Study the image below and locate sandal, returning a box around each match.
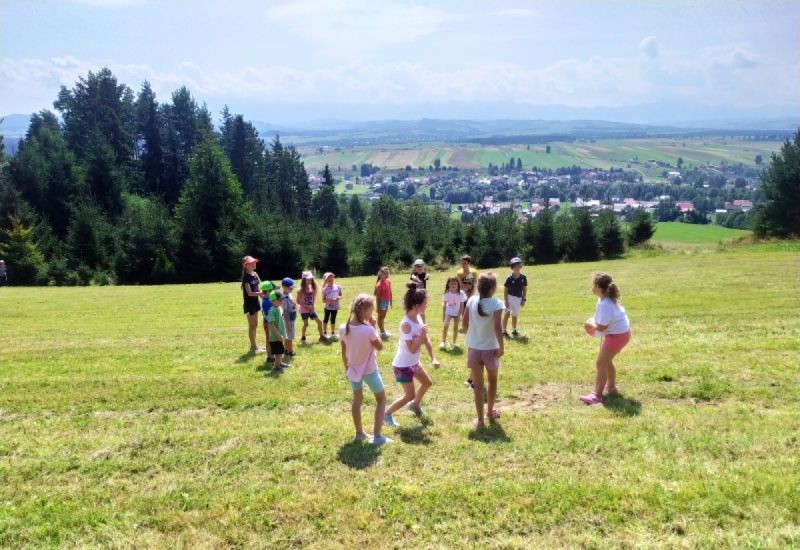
[488,409,501,420]
[579,392,602,405]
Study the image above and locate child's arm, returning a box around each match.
[504,286,509,308]
[422,325,440,368]
[461,302,470,333]
[522,282,527,306]
[340,339,348,372]
[368,316,383,351]
[493,310,504,357]
[442,298,447,322]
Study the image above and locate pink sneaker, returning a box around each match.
[580,392,602,405]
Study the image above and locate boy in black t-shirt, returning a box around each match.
[503,257,527,338]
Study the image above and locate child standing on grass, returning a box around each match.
[456,254,478,298]
[281,277,297,357]
[462,273,505,428]
[384,283,440,428]
[266,291,290,372]
[502,257,528,338]
[261,281,276,362]
[339,294,392,445]
[322,272,343,340]
[297,271,325,343]
[580,273,631,405]
[410,258,430,289]
[441,276,467,350]
[241,256,265,353]
[374,266,392,339]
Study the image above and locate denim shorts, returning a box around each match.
[301,311,319,321]
[378,300,390,311]
[350,370,385,393]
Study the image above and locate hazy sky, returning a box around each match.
[2,0,799,123]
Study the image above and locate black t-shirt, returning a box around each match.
[504,273,527,298]
[242,272,260,305]
[410,271,429,289]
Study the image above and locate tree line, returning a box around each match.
[7,67,754,287]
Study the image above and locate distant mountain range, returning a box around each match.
[3,111,798,154]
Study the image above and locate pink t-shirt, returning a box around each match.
[375,279,392,301]
[339,322,380,382]
[297,287,316,314]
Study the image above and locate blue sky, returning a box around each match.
[2,0,799,124]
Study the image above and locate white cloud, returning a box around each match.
[72,0,144,6]
[264,0,448,59]
[2,45,797,118]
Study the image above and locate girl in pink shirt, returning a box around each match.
[374,266,392,339]
[339,294,391,445]
[297,271,325,343]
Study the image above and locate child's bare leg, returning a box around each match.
[248,315,258,348]
[302,319,308,340]
[593,348,616,396]
[607,359,617,389]
[442,318,450,344]
[373,390,386,436]
[412,368,432,408]
[511,315,518,330]
[452,318,460,345]
[502,310,510,331]
[470,366,485,423]
[486,368,498,416]
[378,310,386,333]
[352,389,364,435]
[274,353,283,368]
[315,317,324,338]
[385,382,415,416]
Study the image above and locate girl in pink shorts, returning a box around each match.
[580,272,632,405]
[462,272,505,428]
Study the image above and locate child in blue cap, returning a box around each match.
[281,277,297,357]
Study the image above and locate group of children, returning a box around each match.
[242,253,632,444]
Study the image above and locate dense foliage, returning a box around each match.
[0,69,654,285]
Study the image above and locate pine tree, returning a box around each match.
[312,165,339,228]
[135,81,164,196]
[0,215,45,285]
[627,209,655,246]
[571,208,599,262]
[753,130,800,237]
[595,209,625,259]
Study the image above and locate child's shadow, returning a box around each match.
[398,416,434,445]
[444,347,464,356]
[468,421,512,443]
[512,335,530,345]
[602,393,642,417]
[263,366,284,378]
[337,442,381,469]
[235,352,258,364]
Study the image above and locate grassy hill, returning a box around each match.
[652,222,750,245]
[1,244,798,548]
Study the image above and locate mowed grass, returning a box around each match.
[1,245,799,549]
[653,222,750,246]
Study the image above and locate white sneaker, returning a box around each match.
[370,434,393,445]
[439,342,447,350]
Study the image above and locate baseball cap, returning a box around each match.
[510,257,522,266]
[260,281,274,292]
[413,258,425,266]
[269,290,283,301]
[281,277,294,288]
[242,255,259,267]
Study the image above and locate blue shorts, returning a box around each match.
[378,300,390,311]
[349,371,385,393]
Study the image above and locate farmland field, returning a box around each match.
[299,138,783,182]
[1,244,798,548]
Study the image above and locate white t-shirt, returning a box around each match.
[443,290,468,317]
[464,296,505,350]
[594,298,630,335]
[339,323,380,382]
[392,314,423,367]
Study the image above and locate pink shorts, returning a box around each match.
[467,348,500,371]
[601,330,631,353]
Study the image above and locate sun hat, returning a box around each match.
[510,257,522,266]
[242,255,259,267]
[281,277,294,288]
[301,270,314,280]
[260,281,274,293]
[322,272,335,281]
[413,259,425,266]
[269,290,283,301]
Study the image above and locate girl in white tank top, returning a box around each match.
[383,283,441,428]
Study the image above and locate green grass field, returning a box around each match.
[301,139,782,182]
[652,222,750,245]
[1,244,798,548]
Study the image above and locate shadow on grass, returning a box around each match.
[235,352,258,364]
[602,393,642,417]
[512,335,529,345]
[397,416,434,445]
[444,346,464,356]
[468,421,511,443]
[263,366,285,378]
[337,442,381,469]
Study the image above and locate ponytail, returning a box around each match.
[403,282,427,311]
[475,273,497,316]
[593,272,620,303]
